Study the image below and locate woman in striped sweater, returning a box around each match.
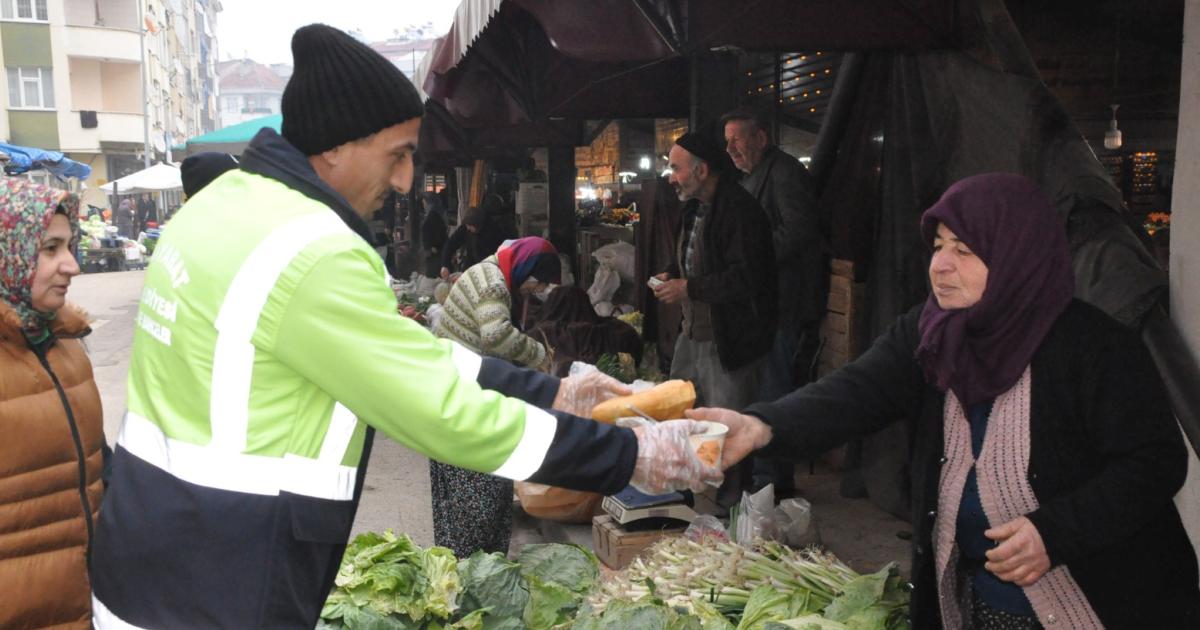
[431,236,563,556]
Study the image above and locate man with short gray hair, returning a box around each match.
[724,110,825,495]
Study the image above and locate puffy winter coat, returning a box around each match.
[0,302,104,629]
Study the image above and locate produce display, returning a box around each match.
[590,379,697,423]
[591,538,910,630]
[319,532,909,630]
[594,353,637,384]
[397,292,433,327]
[319,532,600,630]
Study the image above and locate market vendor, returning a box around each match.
[690,173,1199,628]
[653,131,778,511]
[89,24,725,629]
[430,236,560,557]
[440,194,514,278]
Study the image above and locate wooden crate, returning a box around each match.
[815,259,868,471]
[817,259,867,378]
[591,515,685,569]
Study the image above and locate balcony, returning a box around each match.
[63,25,141,63]
[59,111,144,153]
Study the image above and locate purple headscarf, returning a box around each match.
[915,173,1074,406]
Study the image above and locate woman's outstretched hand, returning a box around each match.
[683,407,773,470]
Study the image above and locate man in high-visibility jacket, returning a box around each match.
[91,24,724,628]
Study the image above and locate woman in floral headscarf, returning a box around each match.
[0,177,105,629]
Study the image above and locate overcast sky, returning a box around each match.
[217,0,461,65]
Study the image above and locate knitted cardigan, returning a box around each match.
[433,256,547,368]
[935,368,1101,629]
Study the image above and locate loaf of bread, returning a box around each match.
[590,380,696,424]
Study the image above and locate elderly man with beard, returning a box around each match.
[652,131,778,509]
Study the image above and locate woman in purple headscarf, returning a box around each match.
[690,173,1197,628]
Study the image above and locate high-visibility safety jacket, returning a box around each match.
[90,130,637,629]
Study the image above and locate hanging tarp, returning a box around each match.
[421,0,967,129]
[0,142,92,180]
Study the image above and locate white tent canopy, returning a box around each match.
[100,162,182,194]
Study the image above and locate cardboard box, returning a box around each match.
[591,514,685,569]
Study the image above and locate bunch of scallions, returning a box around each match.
[589,537,911,630]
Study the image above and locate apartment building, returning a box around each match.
[216,57,286,129]
[0,0,219,208]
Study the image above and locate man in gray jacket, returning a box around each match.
[723,110,826,495]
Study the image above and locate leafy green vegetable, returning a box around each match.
[735,586,810,630]
[456,552,529,630]
[321,530,462,628]
[422,546,462,618]
[523,575,580,629]
[765,616,848,630]
[573,597,699,630]
[823,565,892,622]
[517,543,599,595]
[690,598,737,630]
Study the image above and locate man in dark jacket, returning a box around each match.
[653,131,777,508]
[421,192,448,278]
[440,204,513,278]
[724,109,826,494]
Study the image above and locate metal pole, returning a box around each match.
[137,0,151,168]
[165,91,173,163]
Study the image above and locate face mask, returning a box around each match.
[533,283,557,301]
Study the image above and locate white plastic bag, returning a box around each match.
[592,241,636,282]
[776,497,821,548]
[587,263,620,305]
[734,484,779,544]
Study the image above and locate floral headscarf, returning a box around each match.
[0,177,81,332]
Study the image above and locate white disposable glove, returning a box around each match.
[629,419,724,494]
[553,370,631,417]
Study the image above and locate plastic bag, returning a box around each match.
[515,481,603,524]
[776,497,821,548]
[558,253,575,287]
[425,304,445,331]
[592,241,636,282]
[587,263,621,305]
[684,514,730,543]
[733,484,779,544]
[416,275,441,297]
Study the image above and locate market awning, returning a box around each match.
[0,142,92,180]
[100,163,182,193]
[421,0,967,129]
[181,114,282,156]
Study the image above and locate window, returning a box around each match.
[0,0,49,22]
[223,97,238,113]
[6,67,55,109]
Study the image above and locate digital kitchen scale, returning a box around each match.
[601,486,698,527]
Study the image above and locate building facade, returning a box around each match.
[0,0,220,208]
[216,58,286,129]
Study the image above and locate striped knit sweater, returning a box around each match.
[434,256,547,368]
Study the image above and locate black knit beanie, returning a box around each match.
[181,152,238,198]
[282,24,425,156]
